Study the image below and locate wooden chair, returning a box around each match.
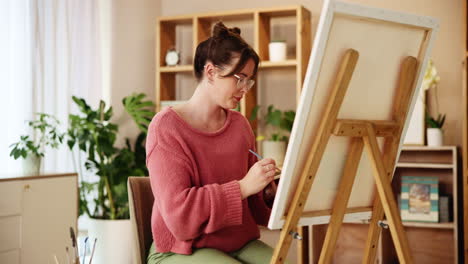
[128,177,154,264]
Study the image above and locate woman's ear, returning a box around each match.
[204,63,216,84]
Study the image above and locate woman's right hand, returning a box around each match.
[239,158,277,199]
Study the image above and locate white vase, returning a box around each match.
[262,140,286,167]
[426,128,443,146]
[87,218,133,264]
[268,42,287,62]
[22,155,41,175]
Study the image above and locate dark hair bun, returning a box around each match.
[193,21,258,82]
[213,21,241,39]
[229,27,241,35]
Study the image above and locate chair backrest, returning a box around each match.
[128,177,154,264]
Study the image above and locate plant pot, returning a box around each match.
[426,128,443,146]
[268,42,287,62]
[262,140,286,167]
[87,218,133,264]
[22,155,41,175]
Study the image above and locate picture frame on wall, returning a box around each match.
[400,176,439,222]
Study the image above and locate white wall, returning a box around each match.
[109,0,160,146]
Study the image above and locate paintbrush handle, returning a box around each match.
[88,239,97,264]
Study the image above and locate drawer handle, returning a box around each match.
[24,184,30,190]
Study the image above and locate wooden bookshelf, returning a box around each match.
[312,146,461,263]
[387,146,460,263]
[155,6,312,135]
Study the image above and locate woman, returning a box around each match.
[145,21,280,264]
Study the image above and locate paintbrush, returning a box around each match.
[53,254,59,264]
[248,149,279,192]
[88,238,97,264]
[66,246,71,264]
[248,149,282,175]
[69,227,79,264]
[82,237,88,264]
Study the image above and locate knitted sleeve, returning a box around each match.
[147,143,243,241]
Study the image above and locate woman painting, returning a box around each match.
[145,21,280,264]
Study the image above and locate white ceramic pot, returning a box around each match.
[426,128,443,146]
[262,140,286,167]
[22,155,41,175]
[87,218,133,264]
[268,42,287,62]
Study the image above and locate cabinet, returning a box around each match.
[155,6,312,133]
[312,147,461,263]
[0,173,78,264]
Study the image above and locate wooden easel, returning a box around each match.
[270,49,418,264]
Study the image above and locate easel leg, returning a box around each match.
[363,124,413,263]
[319,138,364,263]
[297,226,310,264]
[362,138,398,264]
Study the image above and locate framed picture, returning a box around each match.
[400,176,439,222]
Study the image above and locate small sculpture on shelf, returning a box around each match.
[268,39,287,62]
[165,47,180,66]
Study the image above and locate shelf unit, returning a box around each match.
[155,6,312,133]
[311,146,461,263]
[385,146,461,263]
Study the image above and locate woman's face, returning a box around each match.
[208,58,256,110]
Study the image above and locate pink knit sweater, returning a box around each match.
[145,106,271,255]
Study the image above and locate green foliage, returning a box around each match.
[250,105,295,142]
[9,113,64,159]
[425,112,446,129]
[68,93,155,220]
[123,93,155,133]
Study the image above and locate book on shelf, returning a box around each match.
[439,195,451,223]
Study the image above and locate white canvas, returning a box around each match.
[268,0,439,230]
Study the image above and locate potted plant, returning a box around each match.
[250,105,295,166]
[67,93,154,264]
[9,113,64,175]
[426,113,445,146]
[269,39,287,62]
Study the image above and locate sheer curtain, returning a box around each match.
[1,0,106,175]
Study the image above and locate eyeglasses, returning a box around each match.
[205,64,255,92]
[232,74,255,92]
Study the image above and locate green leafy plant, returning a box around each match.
[426,112,446,129]
[67,93,155,220]
[9,113,64,159]
[250,105,295,142]
[123,93,155,133]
